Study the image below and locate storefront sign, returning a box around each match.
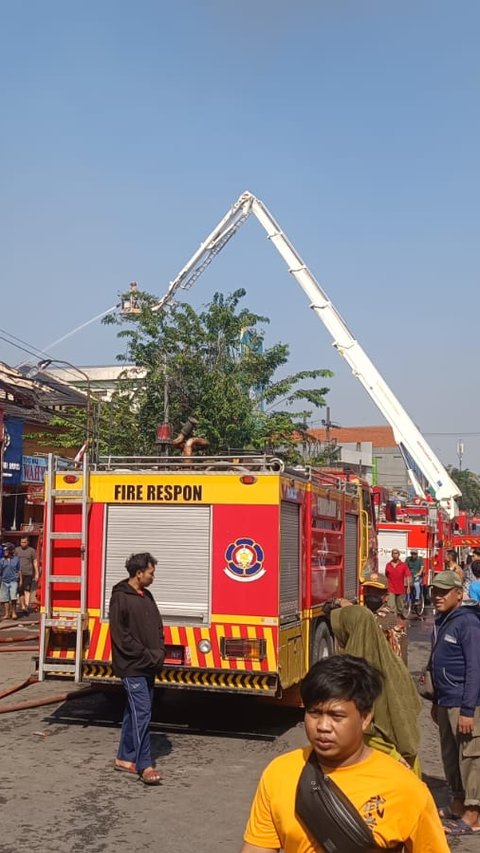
[25,484,45,505]
[22,455,48,484]
[2,416,23,484]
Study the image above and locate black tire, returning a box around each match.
[310,621,334,667]
[414,595,425,617]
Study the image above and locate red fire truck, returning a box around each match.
[373,489,453,581]
[37,189,463,691]
[38,453,376,694]
[445,511,480,556]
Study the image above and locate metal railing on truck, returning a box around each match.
[92,455,359,494]
[94,453,285,472]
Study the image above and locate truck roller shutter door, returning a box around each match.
[344,513,359,599]
[103,505,211,624]
[280,501,300,621]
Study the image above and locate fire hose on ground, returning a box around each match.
[0,682,102,714]
[0,624,102,713]
[0,675,38,701]
[0,634,39,645]
[0,629,39,653]
[0,619,39,631]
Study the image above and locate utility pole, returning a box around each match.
[321,406,341,462]
[457,439,464,472]
[322,406,340,443]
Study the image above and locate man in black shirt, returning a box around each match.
[109,552,165,785]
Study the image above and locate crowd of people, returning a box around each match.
[0,536,39,620]
[106,545,480,849]
[3,537,478,847]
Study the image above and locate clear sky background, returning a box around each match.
[1,2,479,471]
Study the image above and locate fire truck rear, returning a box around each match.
[373,489,452,581]
[38,453,375,696]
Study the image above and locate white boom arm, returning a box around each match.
[146,191,460,514]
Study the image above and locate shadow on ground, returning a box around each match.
[44,685,303,742]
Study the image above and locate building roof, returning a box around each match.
[44,364,145,382]
[0,361,88,424]
[307,425,397,448]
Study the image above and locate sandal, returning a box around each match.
[114,760,137,774]
[139,767,161,786]
[438,807,461,820]
[443,818,480,836]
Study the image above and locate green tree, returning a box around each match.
[447,466,480,514]
[102,287,333,457]
[26,386,142,458]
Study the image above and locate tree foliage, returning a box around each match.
[99,287,333,458]
[447,467,480,514]
[24,397,139,458]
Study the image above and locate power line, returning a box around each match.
[0,303,118,370]
[0,333,45,362]
[0,327,49,360]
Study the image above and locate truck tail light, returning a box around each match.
[164,645,184,664]
[220,637,266,660]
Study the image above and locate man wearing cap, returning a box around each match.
[430,570,480,835]
[363,574,407,662]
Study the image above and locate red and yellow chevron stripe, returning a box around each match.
[45,615,278,675]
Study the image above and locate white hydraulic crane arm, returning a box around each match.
[148,191,460,514]
[151,193,253,313]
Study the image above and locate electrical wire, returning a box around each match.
[0,328,50,362]
[0,333,47,363]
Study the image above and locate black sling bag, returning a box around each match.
[295,752,402,853]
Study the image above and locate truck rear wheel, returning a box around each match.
[310,621,334,667]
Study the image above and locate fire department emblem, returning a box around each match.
[224,537,265,583]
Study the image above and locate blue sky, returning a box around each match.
[1,1,479,471]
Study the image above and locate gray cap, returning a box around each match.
[432,570,463,590]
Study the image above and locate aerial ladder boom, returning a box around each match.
[135,191,460,515]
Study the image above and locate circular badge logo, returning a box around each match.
[224,537,265,583]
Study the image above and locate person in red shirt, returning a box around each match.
[385,549,411,626]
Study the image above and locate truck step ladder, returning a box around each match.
[38,453,90,682]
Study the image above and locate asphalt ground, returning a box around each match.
[0,611,477,852]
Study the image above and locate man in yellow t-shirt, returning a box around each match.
[241,655,448,853]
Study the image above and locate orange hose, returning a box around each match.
[0,675,37,700]
[0,685,101,714]
[0,634,39,644]
[0,645,39,652]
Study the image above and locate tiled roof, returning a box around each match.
[307,425,397,448]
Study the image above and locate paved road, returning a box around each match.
[0,613,476,852]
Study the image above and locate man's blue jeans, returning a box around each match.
[117,675,154,773]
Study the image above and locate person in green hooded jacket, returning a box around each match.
[329,603,422,774]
